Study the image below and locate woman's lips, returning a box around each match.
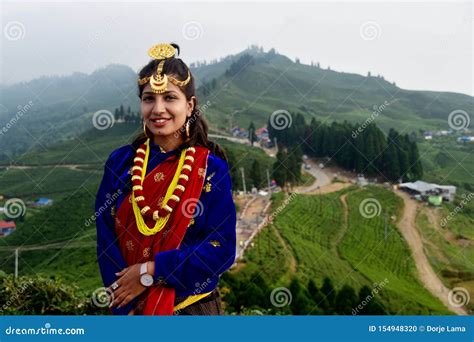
[150,118,171,127]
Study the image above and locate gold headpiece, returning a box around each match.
[138,43,191,94]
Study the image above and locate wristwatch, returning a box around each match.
[139,262,154,287]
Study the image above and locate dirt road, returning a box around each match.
[394,190,467,315]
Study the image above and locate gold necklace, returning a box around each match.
[131,139,196,236]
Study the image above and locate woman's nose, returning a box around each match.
[152,97,166,114]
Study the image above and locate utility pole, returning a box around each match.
[318,186,322,212]
[240,167,246,194]
[14,248,19,280]
[266,169,271,192]
[384,211,388,242]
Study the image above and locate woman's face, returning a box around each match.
[141,80,195,146]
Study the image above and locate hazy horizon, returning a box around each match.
[1,1,472,96]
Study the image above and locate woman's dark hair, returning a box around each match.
[132,43,227,161]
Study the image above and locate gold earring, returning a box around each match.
[185,120,190,139]
[143,121,149,138]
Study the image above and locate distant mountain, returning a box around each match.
[0,64,138,162]
[192,46,473,133]
[1,47,472,162]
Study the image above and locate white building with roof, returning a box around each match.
[399,180,456,202]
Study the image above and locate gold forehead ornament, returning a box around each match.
[138,43,191,94]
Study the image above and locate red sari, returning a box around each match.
[114,146,209,315]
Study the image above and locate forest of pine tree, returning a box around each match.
[268,113,423,183]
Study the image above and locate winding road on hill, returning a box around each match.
[394,190,467,315]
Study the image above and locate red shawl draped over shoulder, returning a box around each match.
[114,146,209,315]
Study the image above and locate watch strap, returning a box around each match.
[140,262,148,276]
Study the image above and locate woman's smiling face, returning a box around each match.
[141,80,195,150]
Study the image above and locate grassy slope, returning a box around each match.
[233,186,451,314]
[199,53,472,135]
[419,137,474,190]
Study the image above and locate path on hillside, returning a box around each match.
[336,193,350,252]
[272,224,297,274]
[394,190,467,315]
[235,194,271,261]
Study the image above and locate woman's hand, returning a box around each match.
[109,263,147,309]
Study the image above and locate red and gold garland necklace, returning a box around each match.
[131,139,196,236]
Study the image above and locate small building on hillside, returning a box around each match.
[399,180,456,202]
[357,174,368,186]
[255,127,269,140]
[457,136,474,143]
[35,198,53,207]
[0,220,16,237]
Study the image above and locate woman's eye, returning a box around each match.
[165,96,176,101]
[142,97,153,102]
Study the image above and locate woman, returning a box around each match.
[95,43,236,315]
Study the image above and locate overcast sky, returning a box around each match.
[1,0,472,96]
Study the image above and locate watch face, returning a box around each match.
[140,274,154,287]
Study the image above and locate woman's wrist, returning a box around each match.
[146,261,155,276]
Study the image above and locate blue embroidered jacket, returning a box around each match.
[95,140,236,315]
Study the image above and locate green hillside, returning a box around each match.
[1,47,472,162]
[0,46,472,315]
[197,47,473,134]
[225,186,452,314]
